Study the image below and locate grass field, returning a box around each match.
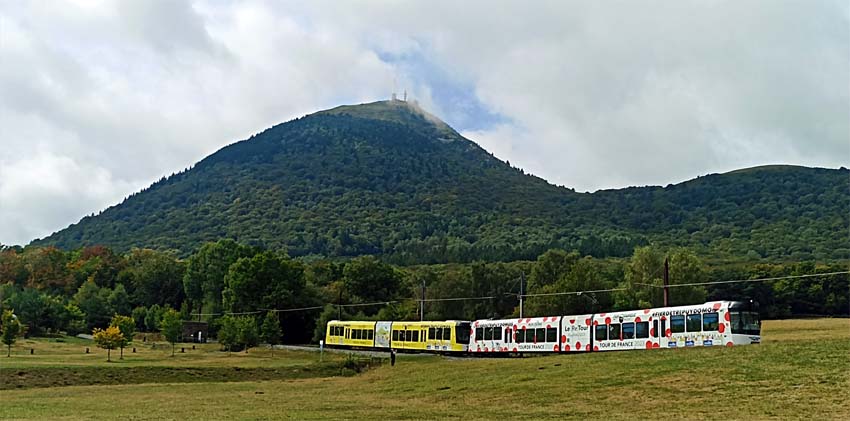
[1,318,848,420]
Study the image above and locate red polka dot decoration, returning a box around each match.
[605,317,611,325]
[635,316,642,323]
[726,342,733,347]
[585,344,590,351]
[724,312,730,322]
[713,303,722,310]
[553,345,559,352]
[585,318,591,326]
[564,344,571,351]
[561,335,567,343]
[593,346,599,351]
[575,341,581,349]
[665,329,671,337]
[718,324,725,333]
[569,319,575,325]
[645,340,652,349]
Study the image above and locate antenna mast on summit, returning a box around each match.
[391,77,397,101]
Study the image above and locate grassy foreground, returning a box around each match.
[1,319,848,420]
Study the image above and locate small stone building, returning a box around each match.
[182,321,209,343]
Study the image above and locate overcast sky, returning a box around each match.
[1,0,848,246]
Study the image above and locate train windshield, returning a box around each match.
[730,311,760,336]
[455,322,471,344]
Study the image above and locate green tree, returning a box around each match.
[236,316,259,353]
[107,284,131,316]
[342,256,401,305]
[183,240,255,316]
[260,312,282,356]
[144,304,162,332]
[92,325,124,362]
[110,314,135,360]
[73,280,112,330]
[119,249,185,308]
[217,315,238,353]
[63,303,86,335]
[159,308,182,356]
[528,249,580,291]
[1,310,22,357]
[131,306,148,331]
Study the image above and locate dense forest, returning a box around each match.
[30,101,849,264]
[1,242,846,344]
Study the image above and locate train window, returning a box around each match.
[392,330,398,341]
[515,330,524,343]
[730,311,760,335]
[608,323,621,340]
[494,327,502,341]
[345,328,350,339]
[703,313,719,331]
[622,323,635,339]
[475,327,484,341]
[484,327,493,341]
[671,315,685,333]
[412,331,419,342]
[636,322,649,339]
[455,324,470,344]
[429,328,435,340]
[652,320,659,338]
[686,314,702,332]
[436,328,443,340]
[353,330,359,340]
[546,328,556,343]
[536,328,545,343]
[445,327,452,340]
[595,325,608,340]
[368,330,374,340]
[405,330,413,342]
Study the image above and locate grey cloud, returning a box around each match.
[0,0,846,245]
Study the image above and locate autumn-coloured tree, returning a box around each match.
[92,325,124,362]
[109,314,135,359]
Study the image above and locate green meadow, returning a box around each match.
[1,318,848,420]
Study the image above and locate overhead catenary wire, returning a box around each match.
[634,271,849,289]
[190,271,848,318]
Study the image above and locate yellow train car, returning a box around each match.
[390,321,470,352]
[326,320,376,348]
[325,320,471,353]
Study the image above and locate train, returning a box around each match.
[325,300,761,354]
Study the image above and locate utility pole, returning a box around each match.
[663,257,670,307]
[337,289,342,320]
[519,271,525,318]
[420,278,426,321]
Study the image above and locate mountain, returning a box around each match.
[32,100,849,263]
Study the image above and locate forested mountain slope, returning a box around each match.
[33,100,849,263]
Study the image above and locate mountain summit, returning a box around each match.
[33,101,849,263]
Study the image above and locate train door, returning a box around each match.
[654,316,669,348]
[375,322,391,349]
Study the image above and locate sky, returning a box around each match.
[1,0,848,246]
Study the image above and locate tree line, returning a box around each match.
[1,241,847,349]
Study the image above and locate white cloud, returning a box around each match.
[0,0,847,245]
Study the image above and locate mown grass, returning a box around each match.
[1,319,848,420]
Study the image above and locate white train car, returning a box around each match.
[470,316,564,353]
[589,301,760,351]
[469,300,760,354]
